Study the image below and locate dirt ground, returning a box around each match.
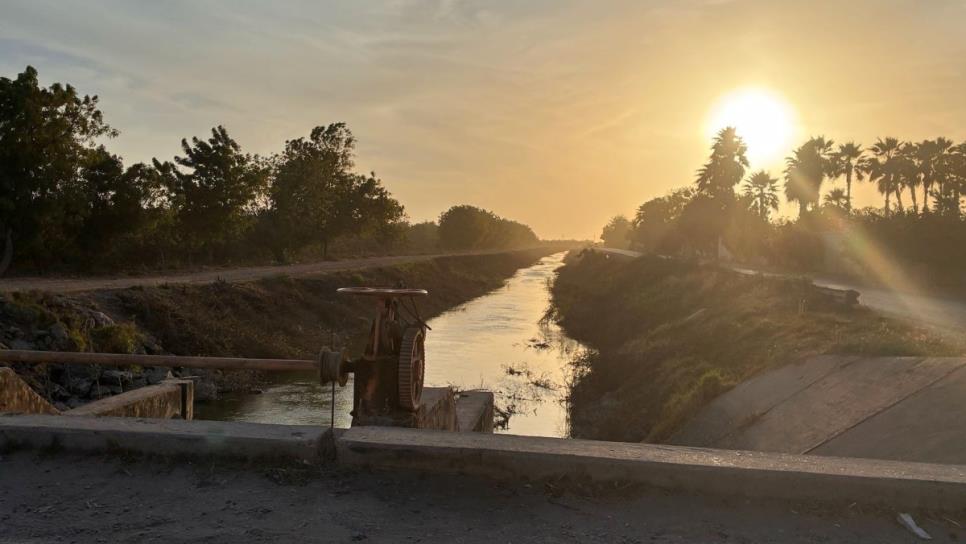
[0,248,548,294]
[1,452,962,543]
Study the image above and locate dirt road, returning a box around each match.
[0,249,546,294]
[0,451,952,543]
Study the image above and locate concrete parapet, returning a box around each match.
[0,414,326,462]
[336,427,966,511]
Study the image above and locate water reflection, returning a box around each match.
[195,252,583,437]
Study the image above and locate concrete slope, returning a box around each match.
[671,356,966,464]
[812,365,966,464]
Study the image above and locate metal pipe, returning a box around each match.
[0,350,317,372]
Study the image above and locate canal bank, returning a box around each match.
[1,247,562,411]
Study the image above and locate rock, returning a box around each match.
[88,311,114,327]
[66,396,85,409]
[7,326,24,339]
[53,401,68,412]
[101,369,134,385]
[144,367,172,385]
[9,339,35,350]
[68,376,94,396]
[142,337,163,355]
[49,382,70,401]
[49,323,70,343]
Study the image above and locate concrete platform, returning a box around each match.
[0,414,326,462]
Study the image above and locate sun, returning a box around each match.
[705,88,798,167]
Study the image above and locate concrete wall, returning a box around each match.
[66,379,194,420]
[0,367,59,415]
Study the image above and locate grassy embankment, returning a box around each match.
[1,247,558,406]
[550,250,963,443]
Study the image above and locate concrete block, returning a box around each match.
[336,426,966,510]
[456,390,494,432]
[0,414,326,463]
[352,386,457,431]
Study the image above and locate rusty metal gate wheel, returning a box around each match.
[397,327,425,411]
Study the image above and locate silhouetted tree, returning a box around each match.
[862,138,903,216]
[823,188,849,211]
[830,142,864,213]
[695,127,748,200]
[629,188,694,253]
[437,205,537,250]
[742,170,780,220]
[600,215,631,248]
[784,137,834,217]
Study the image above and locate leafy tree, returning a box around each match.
[784,137,834,217]
[405,221,439,252]
[0,66,117,273]
[267,123,370,259]
[599,215,631,248]
[158,126,267,260]
[742,170,780,220]
[437,205,537,250]
[695,127,748,200]
[830,142,864,213]
[77,150,167,255]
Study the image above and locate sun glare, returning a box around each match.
[705,88,798,167]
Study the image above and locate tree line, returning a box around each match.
[601,127,966,291]
[0,66,538,275]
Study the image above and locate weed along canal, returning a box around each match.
[194,252,585,437]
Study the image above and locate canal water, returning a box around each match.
[195,252,585,437]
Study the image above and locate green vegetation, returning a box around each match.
[0,66,539,275]
[608,128,966,293]
[550,250,960,443]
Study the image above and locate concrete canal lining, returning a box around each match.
[2,414,966,510]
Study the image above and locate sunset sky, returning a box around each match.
[2,0,965,239]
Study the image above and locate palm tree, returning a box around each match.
[742,170,780,220]
[696,127,749,200]
[823,188,849,211]
[897,143,921,214]
[830,142,864,213]
[864,137,904,215]
[784,136,834,217]
[928,138,958,215]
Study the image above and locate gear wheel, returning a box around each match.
[397,326,425,411]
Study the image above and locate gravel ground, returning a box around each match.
[2,451,963,543]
